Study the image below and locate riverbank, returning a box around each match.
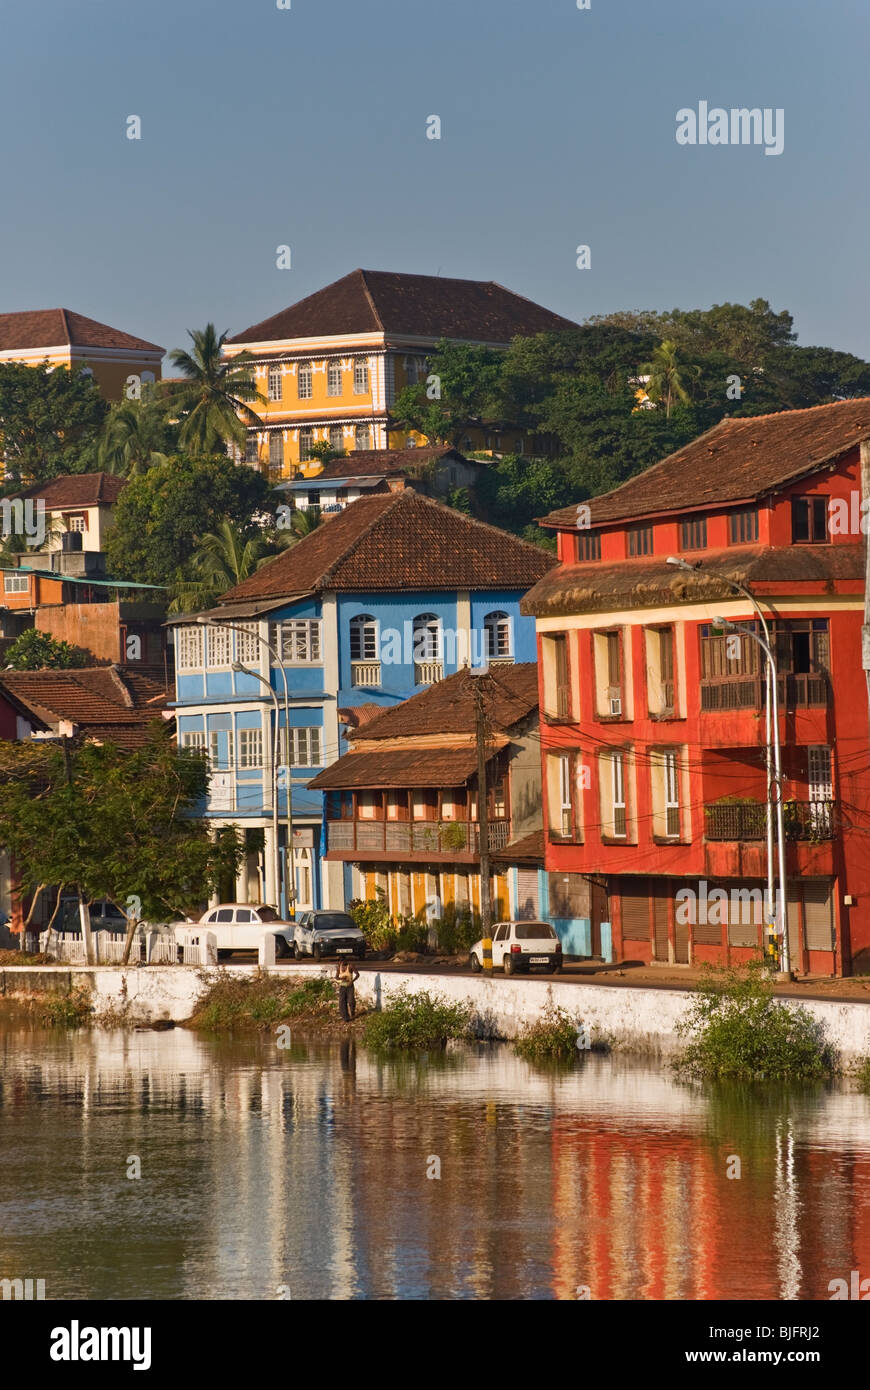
[3,961,870,1060]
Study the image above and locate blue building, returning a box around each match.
[169,489,555,914]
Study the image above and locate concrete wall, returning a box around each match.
[2,964,870,1061]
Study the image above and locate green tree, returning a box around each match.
[104,453,272,587]
[168,517,292,613]
[4,628,88,670]
[0,362,108,485]
[641,339,701,419]
[167,324,265,454]
[391,340,504,445]
[0,728,244,954]
[98,385,177,476]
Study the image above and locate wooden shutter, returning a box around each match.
[621,879,650,941]
[653,884,669,961]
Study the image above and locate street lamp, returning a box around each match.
[667,555,781,971]
[232,662,281,913]
[198,616,296,917]
[712,617,789,975]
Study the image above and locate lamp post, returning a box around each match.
[666,556,778,959]
[232,661,281,912]
[712,617,789,975]
[198,617,296,918]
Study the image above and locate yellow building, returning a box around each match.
[223,269,576,479]
[0,308,164,399]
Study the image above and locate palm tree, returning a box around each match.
[98,388,175,476]
[641,339,700,419]
[285,505,321,540]
[167,324,266,455]
[168,518,293,613]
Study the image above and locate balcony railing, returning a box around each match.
[704,799,837,842]
[700,673,829,712]
[415,660,444,686]
[351,660,381,687]
[326,819,510,855]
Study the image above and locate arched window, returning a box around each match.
[268,365,282,401]
[299,428,313,461]
[355,424,371,451]
[484,611,512,659]
[329,425,343,451]
[297,361,313,400]
[353,358,370,395]
[413,613,442,662]
[350,613,378,662]
[269,432,283,468]
[327,360,343,396]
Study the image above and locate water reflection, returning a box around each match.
[0,1025,869,1300]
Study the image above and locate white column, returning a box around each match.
[264,824,278,906]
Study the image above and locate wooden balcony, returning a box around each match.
[704,799,837,842]
[326,818,510,859]
[700,672,829,712]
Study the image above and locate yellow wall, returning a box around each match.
[0,348,162,402]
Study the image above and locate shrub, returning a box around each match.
[191,971,336,1031]
[41,987,92,1028]
[514,1005,584,1061]
[349,891,396,952]
[364,988,474,1050]
[852,1056,870,1094]
[676,962,835,1081]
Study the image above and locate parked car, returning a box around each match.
[469,921,562,975]
[58,898,129,933]
[172,903,296,959]
[292,910,366,961]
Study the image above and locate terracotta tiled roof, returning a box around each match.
[219,491,556,602]
[309,446,468,483]
[228,269,578,346]
[339,703,391,731]
[309,746,482,790]
[541,398,870,529]
[0,666,169,748]
[521,545,865,618]
[357,664,539,741]
[16,472,126,508]
[491,829,545,865]
[0,309,163,355]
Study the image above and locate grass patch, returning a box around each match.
[364,988,474,1051]
[190,972,337,1032]
[40,987,93,1028]
[0,950,55,965]
[676,962,835,1082]
[851,1056,870,1094]
[514,1005,586,1062]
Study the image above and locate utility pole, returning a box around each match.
[61,736,95,966]
[472,670,493,971]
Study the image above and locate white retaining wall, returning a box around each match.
[2,964,870,1060]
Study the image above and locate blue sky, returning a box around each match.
[2,0,867,359]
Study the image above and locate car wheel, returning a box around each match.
[357,948,366,961]
[274,935,290,960]
[470,953,482,973]
[292,941,301,960]
[504,954,515,976]
[313,943,323,961]
[551,962,562,975]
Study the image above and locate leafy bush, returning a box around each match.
[349,892,395,952]
[514,1005,584,1061]
[852,1056,870,1094]
[676,962,835,1081]
[364,988,474,1050]
[433,904,480,954]
[349,891,477,955]
[41,987,93,1028]
[191,971,336,1031]
[5,628,88,670]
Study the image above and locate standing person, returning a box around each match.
[335,959,360,1022]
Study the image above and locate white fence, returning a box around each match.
[38,930,182,964]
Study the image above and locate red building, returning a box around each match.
[522,399,870,976]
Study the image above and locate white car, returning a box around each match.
[172,903,296,958]
[469,920,563,975]
[292,910,366,961]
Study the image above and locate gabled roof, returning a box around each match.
[356,664,540,741]
[541,398,870,530]
[521,544,865,618]
[0,666,170,748]
[16,472,126,508]
[227,269,578,346]
[0,309,163,355]
[306,446,470,483]
[309,745,483,790]
[218,491,556,602]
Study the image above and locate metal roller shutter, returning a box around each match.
[621,879,651,941]
[803,880,834,952]
[516,869,539,920]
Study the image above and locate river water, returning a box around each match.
[1,1023,869,1301]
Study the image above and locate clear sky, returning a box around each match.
[2,0,867,360]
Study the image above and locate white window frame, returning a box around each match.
[267,365,282,402]
[3,573,29,594]
[284,726,323,767]
[269,432,283,468]
[559,754,572,837]
[235,623,260,665]
[68,515,87,533]
[663,749,680,838]
[176,625,203,671]
[276,619,322,664]
[413,613,442,661]
[209,730,234,770]
[207,625,231,669]
[328,425,343,451]
[238,728,264,769]
[355,424,371,451]
[353,358,370,395]
[299,428,314,461]
[611,752,627,837]
[181,731,206,753]
[350,613,378,661]
[244,434,259,464]
[327,361,343,396]
[297,361,313,400]
[484,610,512,659]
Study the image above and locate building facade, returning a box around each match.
[169,491,555,916]
[522,398,870,975]
[222,269,575,480]
[0,309,163,399]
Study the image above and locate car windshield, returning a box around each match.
[314,914,356,931]
[257,907,281,922]
[515,923,557,941]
